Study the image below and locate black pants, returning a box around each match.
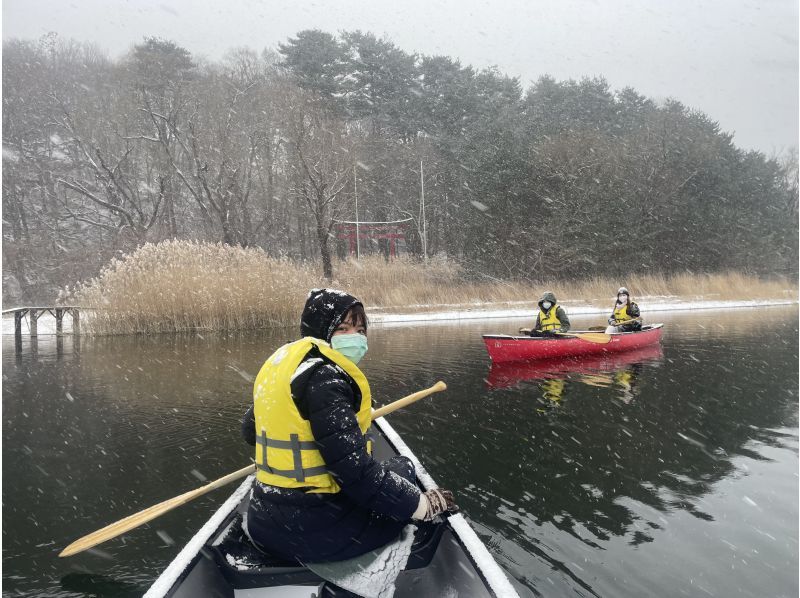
[246,456,415,563]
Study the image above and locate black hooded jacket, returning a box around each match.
[531,291,570,334]
[241,289,421,521]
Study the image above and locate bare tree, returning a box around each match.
[289,94,353,279]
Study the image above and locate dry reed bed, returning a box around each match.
[61,241,797,334]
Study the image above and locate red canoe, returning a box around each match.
[483,324,664,363]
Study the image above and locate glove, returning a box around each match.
[413,488,459,521]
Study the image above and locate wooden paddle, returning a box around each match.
[59,380,448,558]
[611,318,641,327]
[372,380,447,419]
[589,317,643,332]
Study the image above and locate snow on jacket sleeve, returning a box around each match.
[303,364,421,521]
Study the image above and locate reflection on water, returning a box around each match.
[59,572,143,598]
[2,306,798,598]
[487,343,664,407]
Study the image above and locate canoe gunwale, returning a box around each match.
[483,323,664,341]
[143,474,253,598]
[375,417,521,597]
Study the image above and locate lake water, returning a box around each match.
[3,306,797,597]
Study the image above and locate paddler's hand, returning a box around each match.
[413,488,459,521]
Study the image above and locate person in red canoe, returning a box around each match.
[530,291,570,337]
[606,287,642,332]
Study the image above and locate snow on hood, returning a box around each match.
[300,288,362,342]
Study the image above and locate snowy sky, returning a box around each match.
[3,0,797,155]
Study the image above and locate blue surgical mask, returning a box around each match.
[331,333,368,364]
[542,301,552,310]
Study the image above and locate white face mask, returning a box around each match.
[618,295,628,303]
[542,301,552,310]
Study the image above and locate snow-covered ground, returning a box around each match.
[368,298,797,325]
[2,298,796,335]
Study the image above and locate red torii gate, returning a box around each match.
[334,218,412,258]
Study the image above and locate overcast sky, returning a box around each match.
[3,0,797,154]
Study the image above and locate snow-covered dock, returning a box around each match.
[2,306,82,337]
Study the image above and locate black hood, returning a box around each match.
[300,288,362,342]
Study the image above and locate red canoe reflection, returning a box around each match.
[486,343,664,389]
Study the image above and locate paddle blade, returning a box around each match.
[574,332,611,344]
[59,464,256,557]
[59,489,197,557]
[556,332,611,344]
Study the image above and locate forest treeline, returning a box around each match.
[3,30,797,302]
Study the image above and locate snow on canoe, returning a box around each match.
[483,324,664,363]
[144,416,527,598]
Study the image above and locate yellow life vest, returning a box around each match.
[538,305,562,331]
[252,337,372,493]
[612,303,630,324]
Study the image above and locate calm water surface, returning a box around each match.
[3,307,798,597]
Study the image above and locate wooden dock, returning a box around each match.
[3,306,82,338]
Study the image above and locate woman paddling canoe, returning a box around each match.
[606,287,642,332]
[240,288,458,564]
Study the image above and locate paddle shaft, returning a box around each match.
[59,381,447,558]
[611,318,641,327]
[372,380,446,419]
[58,464,257,557]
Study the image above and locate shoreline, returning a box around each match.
[369,298,797,325]
[2,298,796,336]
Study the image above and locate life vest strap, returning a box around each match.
[256,435,318,451]
[257,430,328,483]
[255,461,329,480]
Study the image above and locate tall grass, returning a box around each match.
[61,241,318,334]
[61,241,797,334]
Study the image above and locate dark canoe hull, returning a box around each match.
[483,324,664,363]
[144,417,524,598]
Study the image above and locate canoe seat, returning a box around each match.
[209,512,446,589]
[210,513,321,588]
